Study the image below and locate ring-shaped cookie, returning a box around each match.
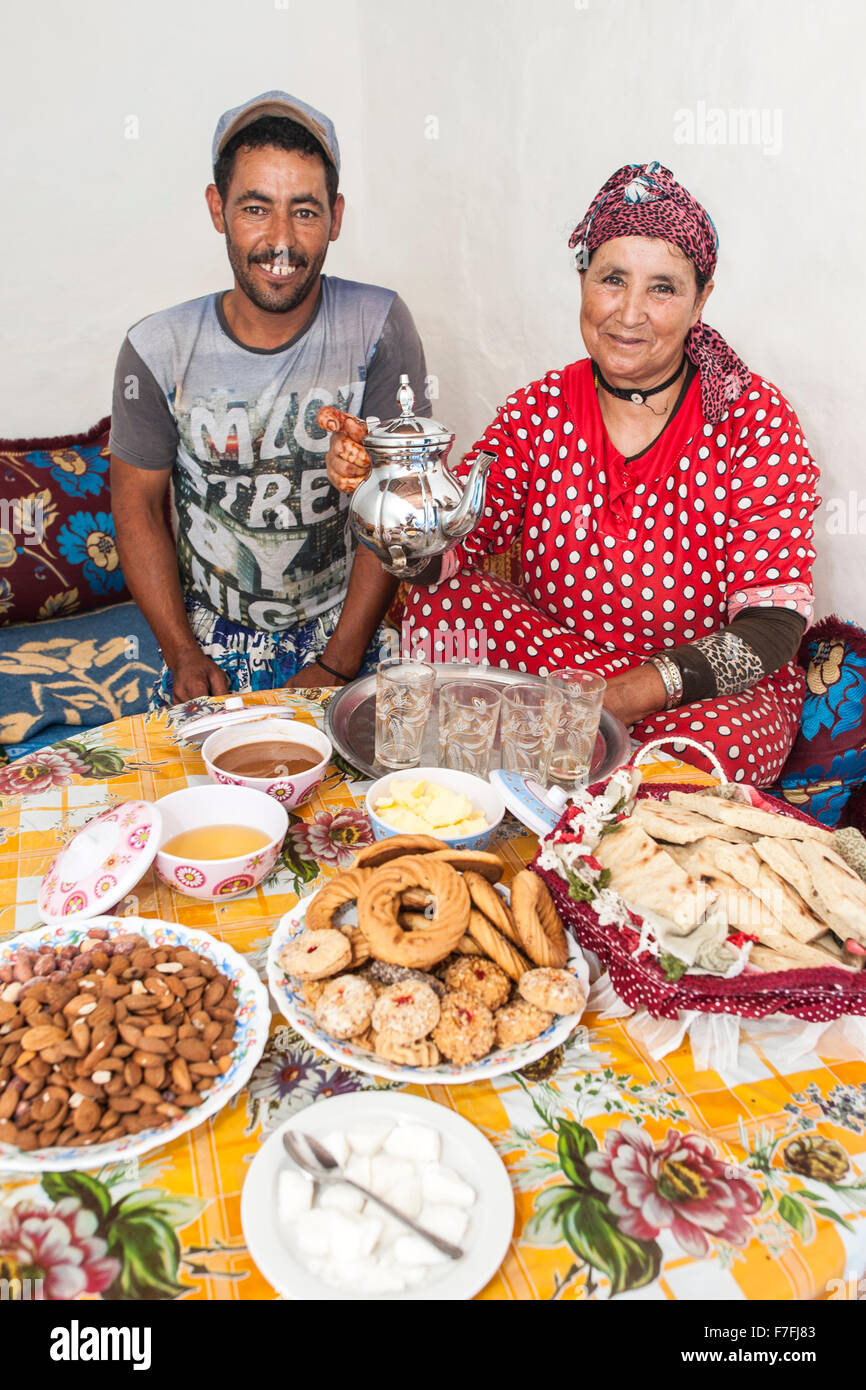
[357,855,470,969]
[306,867,373,933]
[510,870,569,968]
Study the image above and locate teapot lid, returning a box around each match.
[364,374,454,447]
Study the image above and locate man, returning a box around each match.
[110,91,428,704]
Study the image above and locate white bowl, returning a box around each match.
[201,717,332,810]
[364,766,505,851]
[154,783,288,899]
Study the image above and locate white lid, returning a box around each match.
[38,800,162,923]
[489,770,567,838]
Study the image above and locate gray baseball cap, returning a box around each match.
[212,90,340,174]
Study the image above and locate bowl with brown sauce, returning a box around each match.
[154,783,289,900]
[200,717,332,810]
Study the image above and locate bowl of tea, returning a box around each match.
[154,784,289,899]
[200,718,332,810]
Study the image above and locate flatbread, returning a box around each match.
[633,800,756,845]
[748,942,856,973]
[747,926,859,971]
[594,819,722,935]
[713,843,828,943]
[794,841,866,946]
[665,841,785,933]
[665,791,834,846]
[814,932,866,971]
[753,837,853,940]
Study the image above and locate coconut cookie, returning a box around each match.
[432,991,495,1066]
[518,968,585,1016]
[314,975,376,1039]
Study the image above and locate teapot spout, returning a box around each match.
[441,451,496,540]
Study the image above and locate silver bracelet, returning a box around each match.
[647,654,684,711]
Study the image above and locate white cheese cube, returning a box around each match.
[327,1211,383,1262]
[418,1202,469,1244]
[278,1169,313,1223]
[344,1154,373,1188]
[319,1183,365,1215]
[420,1164,475,1208]
[346,1123,393,1155]
[389,1176,423,1220]
[295,1208,337,1257]
[392,1234,450,1267]
[384,1123,441,1163]
[369,1154,416,1195]
[321,1129,350,1167]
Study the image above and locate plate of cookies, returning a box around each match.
[266,836,590,1084]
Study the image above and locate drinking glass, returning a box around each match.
[499,683,547,775]
[539,668,606,792]
[437,681,502,777]
[374,659,436,769]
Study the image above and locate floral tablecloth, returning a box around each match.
[1,688,865,1302]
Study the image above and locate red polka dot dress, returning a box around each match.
[405,359,819,786]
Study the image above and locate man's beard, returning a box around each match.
[225,231,326,314]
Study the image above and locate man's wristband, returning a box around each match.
[316,656,356,684]
[647,654,684,711]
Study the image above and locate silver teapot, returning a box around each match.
[348,375,495,577]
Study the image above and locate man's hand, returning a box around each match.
[283,662,347,689]
[169,649,231,702]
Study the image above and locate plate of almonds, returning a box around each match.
[0,916,269,1171]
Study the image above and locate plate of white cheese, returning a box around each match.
[241,1091,514,1300]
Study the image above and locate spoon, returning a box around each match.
[281,1130,463,1260]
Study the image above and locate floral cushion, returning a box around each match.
[0,418,131,624]
[769,615,866,825]
[0,601,160,755]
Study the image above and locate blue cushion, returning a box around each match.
[768,615,866,825]
[0,601,160,749]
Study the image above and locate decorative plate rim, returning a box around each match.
[0,915,269,1172]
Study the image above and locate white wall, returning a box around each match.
[2,0,864,619]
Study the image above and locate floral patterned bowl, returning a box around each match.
[154,784,288,900]
[267,892,591,1085]
[0,916,269,1172]
[201,717,332,810]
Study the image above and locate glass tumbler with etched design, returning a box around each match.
[437,681,502,778]
[374,659,436,769]
[500,683,547,776]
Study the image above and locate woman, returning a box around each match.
[326,163,818,786]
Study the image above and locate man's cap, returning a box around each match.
[212,91,340,174]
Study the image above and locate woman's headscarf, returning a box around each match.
[569,162,750,423]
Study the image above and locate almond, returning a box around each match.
[72,1098,101,1133]
[176,1038,209,1063]
[0,1001,19,1024]
[143,1065,166,1090]
[171,1057,192,1093]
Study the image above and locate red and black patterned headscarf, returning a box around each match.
[569,162,750,423]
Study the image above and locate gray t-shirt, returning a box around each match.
[110,277,428,632]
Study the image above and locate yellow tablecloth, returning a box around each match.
[1,689,864,1302]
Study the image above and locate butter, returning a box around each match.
[373,779,488,837]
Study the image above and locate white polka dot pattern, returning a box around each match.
[404,361,816,786]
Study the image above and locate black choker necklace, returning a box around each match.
[593,358,686,406]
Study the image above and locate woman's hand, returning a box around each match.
[602,662,668,728]
[317,406,372,495]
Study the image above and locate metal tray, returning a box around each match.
[324,664,631,782]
